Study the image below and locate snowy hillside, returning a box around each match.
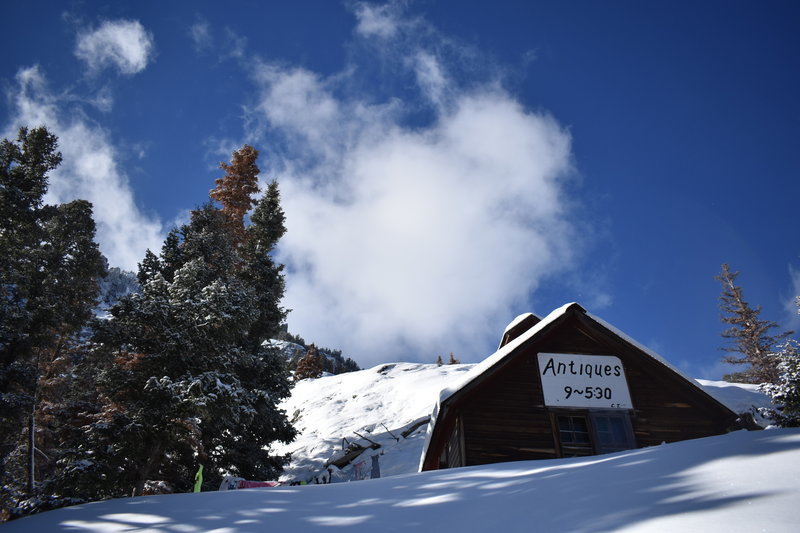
[6,428,800,532]
[275,363,473,482]
[275,363,774,483]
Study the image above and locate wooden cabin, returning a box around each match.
[419,302,748,471]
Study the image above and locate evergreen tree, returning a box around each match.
[283,341,359,376]
[715,264,791,383]
[758,296,800,427]
[60,148,295,501]
[448,352,460,365]
[209,144,260,244]
[240,179,287,344]
[0,127,104,517]
[760,339,800,427]
[435,355,443,366]
[294,344,324,381]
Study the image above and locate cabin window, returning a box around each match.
[554,411,635,457]
[591,412,635,453]
[556,415,593,457]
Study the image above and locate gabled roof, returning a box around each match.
[436,303,579,408]
[418,302,736,471]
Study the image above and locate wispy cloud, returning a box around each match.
[243,5,579,365]
[4,66,164,271]
[412,51,448,108]
[187,20,247,63]
[353,1,402,39]
[75,19,155,76]
[189,18,213,52]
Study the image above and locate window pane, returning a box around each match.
[591,413,634,453]
[558,415,590,445]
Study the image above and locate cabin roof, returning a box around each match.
[418,302,730,471]
[503,313,537,335]
[498,312,542,348]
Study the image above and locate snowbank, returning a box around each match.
[6,428,800,532]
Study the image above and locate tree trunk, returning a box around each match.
[27,413,35,494]
[134,444,162,496]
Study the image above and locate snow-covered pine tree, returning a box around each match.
[96,265,140,316]
[59,147,295,501]
[241,178,287,344]
[0,127,105,518]
[759,296,800,427]
[760,339,800,427]
[716,264,791,384]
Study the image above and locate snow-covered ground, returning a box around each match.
[5,364,790,532]
[5,428,800,532]
[275,363,474,482]
[275,363,774,483]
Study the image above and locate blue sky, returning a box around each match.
[2,1,799,377]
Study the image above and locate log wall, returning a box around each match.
[431,309,737,469]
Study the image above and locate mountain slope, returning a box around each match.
[274,362,472,482]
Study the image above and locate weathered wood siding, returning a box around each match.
[460,356,556,465]
[431,308,737,469]
[445,417,465,468]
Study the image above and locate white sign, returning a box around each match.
[537,353,633,409]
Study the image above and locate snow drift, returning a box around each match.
[5,428,800,532]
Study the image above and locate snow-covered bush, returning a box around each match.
[759,340,800,427]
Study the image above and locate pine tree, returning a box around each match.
[294,344,324,381]
[435,355,443,366]
[716,264,790,384]
[241,179,287,344]
[448,352,460,365]
[60,147,295,501]
[0,127,104,517]
[209,144,260,244]
[759,339,800,427]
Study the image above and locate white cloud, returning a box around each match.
[413,51,448,108]
[75,19,154,75]
[4,66,164,271]
[353,2,401,39]
[248,55,576,365]
[252,65,342,151]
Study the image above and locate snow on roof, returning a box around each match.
[438,303,578,406]
[585,311,715,401]
[419,302,577,470]
[498,312,539,349]
[503,312,536,335]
